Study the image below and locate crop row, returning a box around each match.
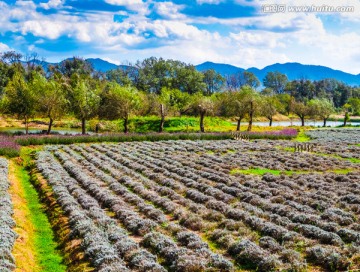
[306,129,360,144]
[0,158,17,272]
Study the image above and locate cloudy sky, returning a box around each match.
[0,0,359,74]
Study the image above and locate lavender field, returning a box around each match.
[32,129,360,272]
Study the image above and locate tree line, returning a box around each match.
[0,51,359,134]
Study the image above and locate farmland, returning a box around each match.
[0,129,359,271]
[24,129,359,271]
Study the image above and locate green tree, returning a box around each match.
[263,71,288,94]
[54,57,94,78]
[106,68,133,86]
[156,88,191,132]
[285,79,315,102]
[261,96,284,126]
[2,71,36,134]
[136,57,169,93]
[0,60,10,96]
[343,104,351,126]
[172,64,205,94]
[190,93,215,132]
[31,72,68,134]
[69,75,101,134]
[202,69,225,95]
[348,98,360,116]
[308,98,335,127]
[99,82,143,133]
[243,87,261,131]
[221,90,248,131]
[292,100,310,126]
[226,71,260,90]
[276,93,292,115]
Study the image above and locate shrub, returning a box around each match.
[306,246,350,271]
[0,135,20,158]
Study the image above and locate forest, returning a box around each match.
[0,51,359,135]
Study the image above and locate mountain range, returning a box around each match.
[38,58,360,86]
[196,61,360,86]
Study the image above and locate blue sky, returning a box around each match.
[0,0,359,74]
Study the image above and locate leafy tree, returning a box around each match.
[172,64,205,94]
[156,88,191,132]
[135,57,205,95]
[352,88,360,99]
[202,69,225,95]
[69,75,101,134]
[0,60,10,96]
[31,72,68,134]
[226,71,260,90]
[221,90,248,131]
[276,93,292,115]
[343,104,351,126]
[292,100,310,126]
[136,57,169,93]
[242,87,261,131]
[285,79,315,102]
[190,93,215,132]
[335,83,351,108]
[2,71,36,134]
[263,71,288,94]
[99,82,143,133]
[55,57,94,78]
[261,96,284,126]
[260,87,274,96]
[313,78,339,101]
[308,98,335,127]
[106,68,133,86]
[222,86,260,131]
[0,51,22,64]
[348,98,360,116]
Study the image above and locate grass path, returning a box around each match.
[9,159,65,272]
[9,159,39,272]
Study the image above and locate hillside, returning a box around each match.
[196,61,360,86]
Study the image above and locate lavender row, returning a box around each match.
[0,158,17,272]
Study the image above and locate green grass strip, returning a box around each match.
[230,168,293,175]
[347,157,360,163]
[293,130,311,142]
[15,164,66,272]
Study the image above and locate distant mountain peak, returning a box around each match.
[196,61,360,86]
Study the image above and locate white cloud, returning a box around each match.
[0,42,10,52]
[15,0,36,9]
[40,0,64,10]
[230,31,284,49]
[21,20,68,39]
[104,0,148,14]
[104,0,142,5]
[196,0,224,4]
[154,2,186,20]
